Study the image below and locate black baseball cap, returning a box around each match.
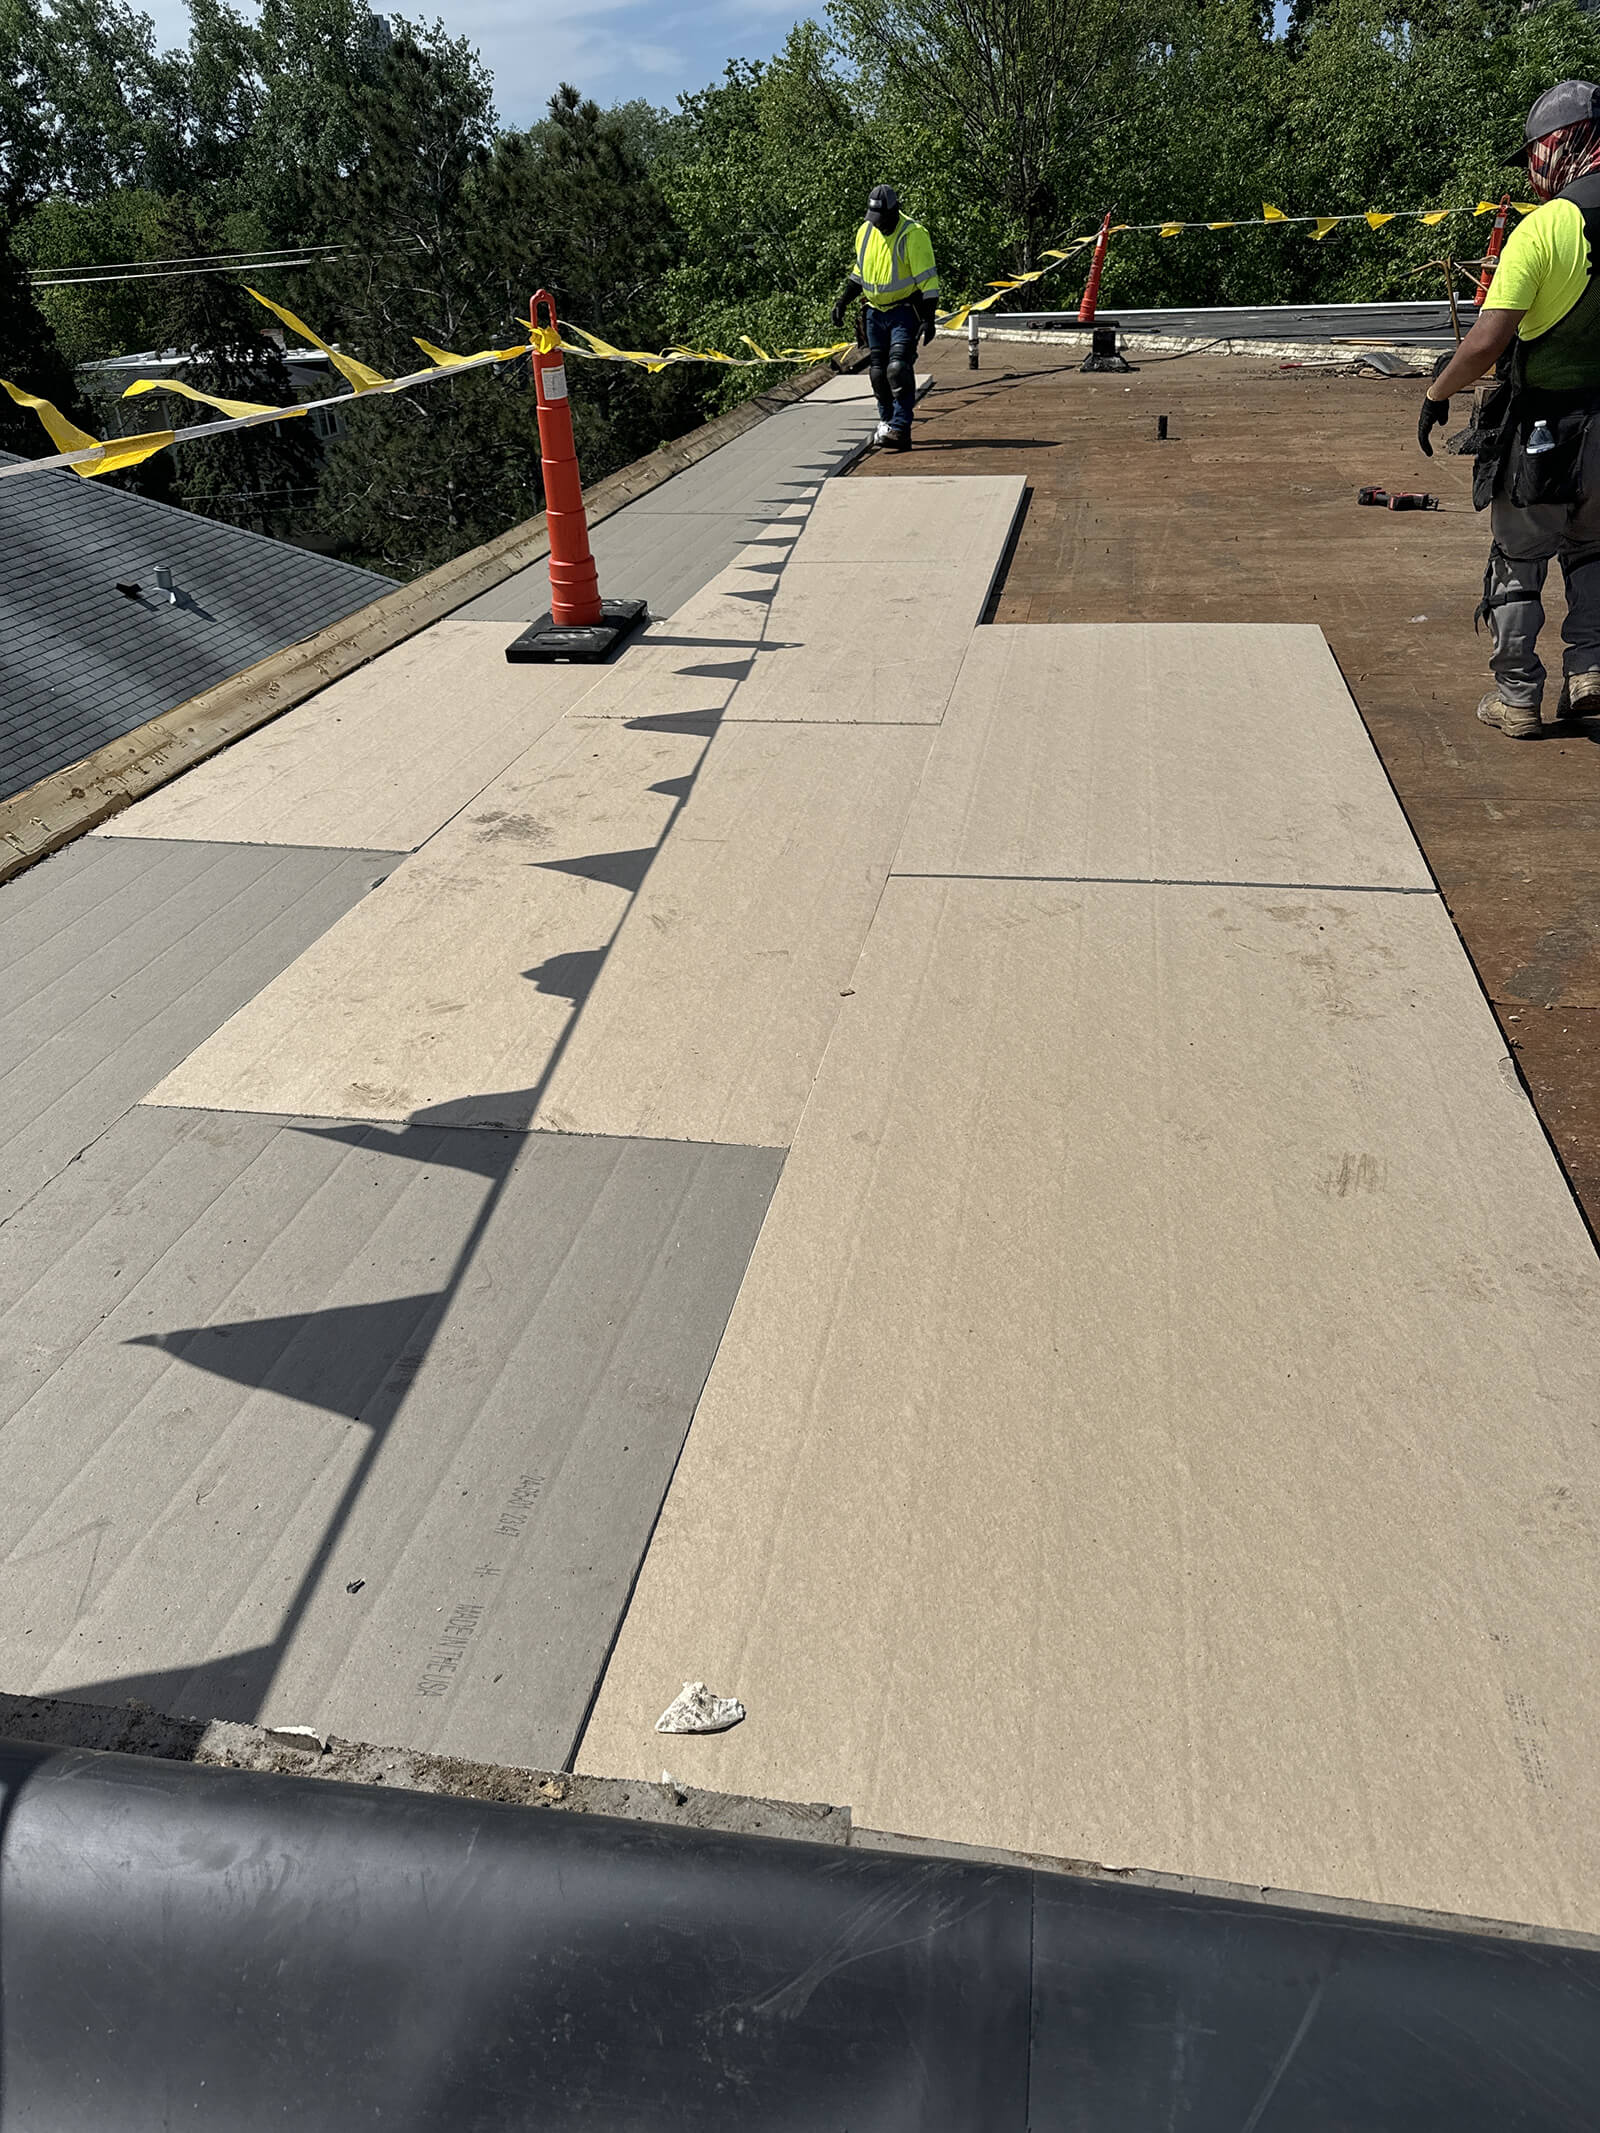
[1511,80,1600,164]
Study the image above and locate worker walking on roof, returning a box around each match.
[1420,80,1600,737]
[832,185,941,452]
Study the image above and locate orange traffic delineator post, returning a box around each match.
[1078,215,1113,323]
[506,289,647,665]
[1070,213,1133,373]
[1473,196,1511,309]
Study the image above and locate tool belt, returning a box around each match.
[1465,374,1600,513]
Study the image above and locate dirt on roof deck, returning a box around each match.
[861,336,1600,1234]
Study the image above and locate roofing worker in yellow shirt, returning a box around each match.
[832,184,940,451]
[1421,81,1600,737]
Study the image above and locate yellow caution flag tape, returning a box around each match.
[1,378,175,477]
[413,336,531,370]
[248,288,389,392]
[2,377,98,456]
[0,189,1555,485]
[123,377,308,421]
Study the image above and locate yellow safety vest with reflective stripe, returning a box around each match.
[853,216,940,309]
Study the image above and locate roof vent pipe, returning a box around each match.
[153,565,175,605]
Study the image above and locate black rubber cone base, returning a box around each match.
[506,597,648,664]
[1080,324,1135,374]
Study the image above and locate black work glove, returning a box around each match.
[1418,392,1449,458]
[831,299,847,330]
[923,315,939,347]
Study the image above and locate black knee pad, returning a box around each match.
[867,352,890,402]
[886,350,915,399]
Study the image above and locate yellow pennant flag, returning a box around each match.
[666,343,739,365]
[70,430,175,476]
[2,376,97,454]
[1514,200,1537,214]
[1473,200,1502,216]
[1420,210,1450,225]
[1160,222,1184,238]
[1365,211,1396,229]
[1,378,173,478]
[248,288,388,392]
[123,377,304,421]
[412,337,530,370]
[739,335,775,363]
[1262,203,1288,221]
[564,323,675,373]
[1312,218,1339,242]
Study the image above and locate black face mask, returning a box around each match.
[866,186,901,234]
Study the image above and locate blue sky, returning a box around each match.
[142,0,821,127]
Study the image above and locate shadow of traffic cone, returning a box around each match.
[506,289,648,664]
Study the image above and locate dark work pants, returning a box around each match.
[1486,421,1600,708]
[865,301,921,432]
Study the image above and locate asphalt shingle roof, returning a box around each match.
[0,454,395,803]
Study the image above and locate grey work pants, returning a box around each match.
[1486,420,1600,709]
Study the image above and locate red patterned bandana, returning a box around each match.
[1527,118,1600,201]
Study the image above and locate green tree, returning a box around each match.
[658,27,884,401]
[831,0,1167,265]
[301,22,540,573]
[0,207,91,455]
[477,85,696,460]
[134,194,322,532]
[243,0,394,244]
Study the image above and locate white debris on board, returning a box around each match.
[264,1725,328,1754]
[655,1681,746,1735]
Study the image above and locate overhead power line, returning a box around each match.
[30,242,343,279]
[33,259,321,287]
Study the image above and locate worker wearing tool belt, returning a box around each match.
[832,185,940,450]
[1421,81,1600,737]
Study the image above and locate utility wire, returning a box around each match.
[30,242,342,278]
[34,258,320,287]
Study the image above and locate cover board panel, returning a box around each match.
[94,624,594,852]
[0,837,396,1224]
[535,724,930,1146]
[144,716,705,1126]
[894,624,1432,890]
[0,1104,780,1768]
[581,877,1600,1932]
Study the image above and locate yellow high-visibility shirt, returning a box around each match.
[1482,198,1590,341]
[853,216,940,309]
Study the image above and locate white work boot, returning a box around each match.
[873,419,895,446]
[1476,691,1543,739]
[1556,671,1600,720]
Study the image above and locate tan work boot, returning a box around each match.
[1477,691,1543,739]
[1556,671,1600,720]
